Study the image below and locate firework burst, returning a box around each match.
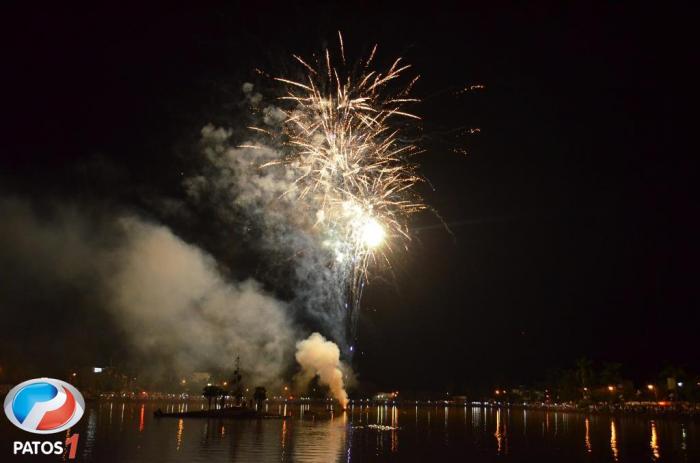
[251,34,426,339]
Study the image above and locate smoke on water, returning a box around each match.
[295,332,349,409]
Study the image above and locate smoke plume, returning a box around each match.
[185,119,353,352]
[0,197,295,386]
[295,332,349,408]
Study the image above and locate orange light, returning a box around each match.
[608,385,614,392]
[647,384,655,390]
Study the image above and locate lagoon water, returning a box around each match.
[1,401,698,462]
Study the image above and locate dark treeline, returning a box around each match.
[488,358,699,404]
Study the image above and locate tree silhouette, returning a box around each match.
[576,357,594,390]
[203,385,224,410]
[600,362,623,386]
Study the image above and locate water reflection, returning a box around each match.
[292,410,348,463]
[280,420,288,460]
[176,419,184,451]
[139,404,145,432]
[391,406,399,452]
[120,402,125,430]
[16,401,697,463]
[494,408,508,455]
[681,423,687,452]
[610,418,619,461]
[585,417,592,453]
[471,406,481,429]
[650,420,660,461]
[81,407,97,460]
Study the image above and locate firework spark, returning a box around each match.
[253,34,426,338]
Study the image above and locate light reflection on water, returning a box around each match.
[610,418,619,461]
[585,417,592,453]
[651,420,661,461]
[2,402,697,462]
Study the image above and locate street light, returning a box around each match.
[608,385,615,392]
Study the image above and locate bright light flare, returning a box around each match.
[359,217,385,248]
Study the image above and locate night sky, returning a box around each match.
[2,3,697,392]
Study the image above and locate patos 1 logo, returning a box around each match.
[4,378,85,434]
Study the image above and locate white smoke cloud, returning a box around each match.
[242,82,262,106]
[108,217,295,386]
[0,197,295,386]
[262,105,286,125]
[184,124,353,350]
[295,332,349,408]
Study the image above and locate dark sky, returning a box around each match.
[2,2,697,391]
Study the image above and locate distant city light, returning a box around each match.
[647,384,655,390]
[677,382,683,387]
[93,367,103,373]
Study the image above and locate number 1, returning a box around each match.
[65,433,79,460]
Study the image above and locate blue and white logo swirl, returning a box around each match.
[4,378,85,434]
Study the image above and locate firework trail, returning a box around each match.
[248,33,427,341]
